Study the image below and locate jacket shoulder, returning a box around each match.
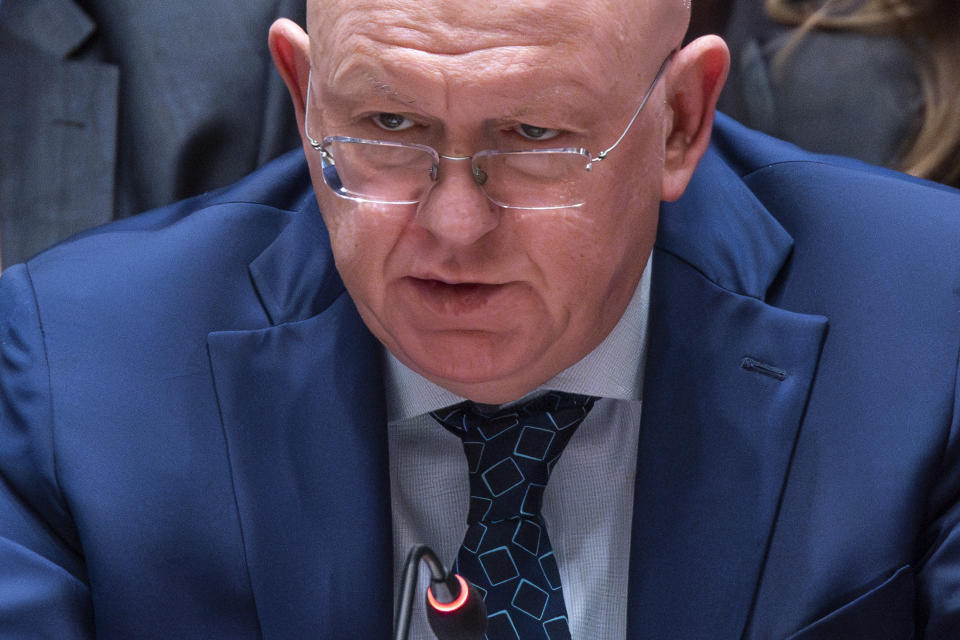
[24,149,315,302]
[11,150,326,348]
[711,113,960,241]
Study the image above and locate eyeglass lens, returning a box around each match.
[322,139,590,209]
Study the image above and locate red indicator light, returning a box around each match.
[427,575,470,613]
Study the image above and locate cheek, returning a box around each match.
[526,183,657,281]
[320,201,410,298]
[521,180,659,340]
[589,164,661,258]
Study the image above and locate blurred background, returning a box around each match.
[0,0,305,269]
[691,0,959,188]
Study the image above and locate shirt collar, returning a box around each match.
[385,255,651,421]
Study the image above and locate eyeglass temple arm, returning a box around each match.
[589,50,676,166]
[304,72,323,149]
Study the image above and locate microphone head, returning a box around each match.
[425,574,487,640]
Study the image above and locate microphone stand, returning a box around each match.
[393,544,486,640]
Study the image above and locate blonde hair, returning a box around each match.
[764,0,960,186]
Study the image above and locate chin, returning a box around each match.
[393,328,549,400]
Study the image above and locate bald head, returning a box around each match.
[307,0,690,67]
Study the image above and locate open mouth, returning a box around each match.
[407,277,507,316]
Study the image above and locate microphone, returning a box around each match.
[393,544,486,640]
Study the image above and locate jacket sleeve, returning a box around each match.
[0,264,93,637]
[917,345,960,637]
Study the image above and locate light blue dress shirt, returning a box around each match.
[387,257,651,639]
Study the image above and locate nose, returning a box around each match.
[414,156,500,246]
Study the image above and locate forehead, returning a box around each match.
[313,0,610,51]
[309,0,654,107]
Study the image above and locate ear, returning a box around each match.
[268,18,312,136]
[660,35,730,202]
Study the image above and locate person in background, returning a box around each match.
[0,0,305,268]
[719,0,960,187]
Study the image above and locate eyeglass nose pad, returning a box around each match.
[472,167,488,186]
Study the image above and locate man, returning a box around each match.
[1,1,958,639]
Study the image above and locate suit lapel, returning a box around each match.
[627,148,828,637]
[207,208,393,638]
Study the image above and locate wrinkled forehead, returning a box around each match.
[314,0,601,53]
[308,0,685,80]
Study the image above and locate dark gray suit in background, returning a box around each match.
[0,0,305,268]
[718,0,921,169]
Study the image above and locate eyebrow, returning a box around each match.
[324,57,424,109]
[363,76,419,107]
[323,61,602,130]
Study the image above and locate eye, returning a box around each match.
[513,123,561,141]
[372,113,415,131]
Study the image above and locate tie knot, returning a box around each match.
[431,392,597,524]
[434,391,596,438]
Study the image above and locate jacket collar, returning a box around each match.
[0,0,95,58]
[248,195,345,326]
[656,139,794,298]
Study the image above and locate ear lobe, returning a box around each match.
[268,18,312,135]
[660,35,730,202]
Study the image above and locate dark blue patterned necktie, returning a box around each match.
[431,392,597,640]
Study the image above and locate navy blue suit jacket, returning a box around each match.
[2,115,960,638]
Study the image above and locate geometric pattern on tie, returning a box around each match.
[431,392,597,640]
